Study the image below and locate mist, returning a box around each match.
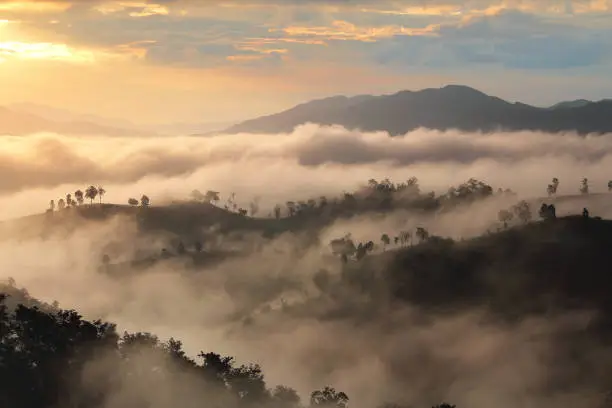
[2,125,612,408]
[2,124,612,219]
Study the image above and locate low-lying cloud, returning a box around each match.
[2,124,612,219]
[3,124,612,408]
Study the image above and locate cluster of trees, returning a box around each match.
[186,177,505,221]
[329,227,433,263]
[48,185,107,213]
[497,200,532,229]
[48,186,152,213]
[546,177,612,196]
[190,189,257,217]
[0,283,455,408]
[128,195,150,207]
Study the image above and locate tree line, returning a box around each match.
[47,186,151,213]
[0,282,454,408]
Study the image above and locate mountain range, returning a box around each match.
[220,85,612,136]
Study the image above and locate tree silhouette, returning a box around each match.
[272,385,301,408]
[498,209,513,229]
[310,386,349,408]
[57,199,66,211]
[141,195,150,207]
[512,200,532,224]
[416,227,429,243]
[580,178,589,195]
[205,190,221,205]
[85,185,98,205]
[74,190,84,206]
[539,203,556,220]
[381,234,391,251]
[191,189,206,202]
[274,205,282,219]
[399,231,411,247]
[65,193,72,207]
[98,186,106,203]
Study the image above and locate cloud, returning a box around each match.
[4,120,612,408]
[3,124,612,220]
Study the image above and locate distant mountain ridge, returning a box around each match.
[220,85,612,136]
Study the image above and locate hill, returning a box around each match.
[0,105,154,137]
[220,85,612,136]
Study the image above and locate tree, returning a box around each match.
[399,231,411,247]
[512,200,532,224]
[74,190,84,206]
[580,178,589,195]
[85,185,98,205]
[49,200,55,212]
[539,203,556,220]
[249,198,260,217]
[310,386,349,408]
[498,209,513,229]
[128,198,139,206]
[272,385,301,408]
[274,205,282,219]
[205,191,220,205]
[416,227,429,243]
[286,201,296,217]
[57,199,66,211]
[141,195,150,207]
[65,193,72,207]
[98,186,106,204]
[547,178,559,196]
[381,234,391,251]
[191,189,205,202]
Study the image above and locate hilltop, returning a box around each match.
[219,85,612,136]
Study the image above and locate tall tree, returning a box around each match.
[141,195,150,207]
[74,190,84,206]
[85,185,99,205]
[98,186,106,204]
[381,234,391,251]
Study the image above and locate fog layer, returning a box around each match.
[2,124,612,219]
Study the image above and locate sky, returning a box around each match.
[0,0,612,124]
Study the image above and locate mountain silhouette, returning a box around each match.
[221,85,612,136]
